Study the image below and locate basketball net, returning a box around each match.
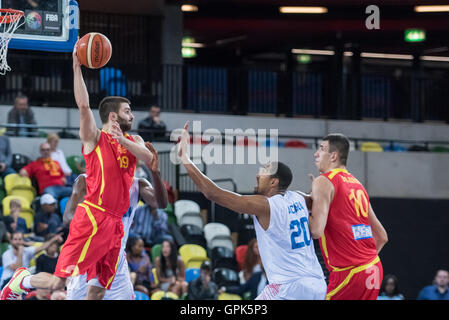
[0,9,25,75]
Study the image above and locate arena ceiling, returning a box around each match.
[79,0,449,58]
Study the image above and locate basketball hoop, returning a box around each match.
[0,9,25,75]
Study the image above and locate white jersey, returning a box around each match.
[253,191,325,286]
[66,177,144,300]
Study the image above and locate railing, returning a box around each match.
[2,50,449,123]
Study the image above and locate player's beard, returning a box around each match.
[117,115,132,132]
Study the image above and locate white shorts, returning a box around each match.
[256,277,326,300]
[66,259,134,300]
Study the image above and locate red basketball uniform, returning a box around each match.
[318,169,383,300]
[54,130,137,289]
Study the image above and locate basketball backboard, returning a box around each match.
[0,0,78,52]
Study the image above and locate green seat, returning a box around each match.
[66,155,85,174]
[151,244,162,263]
[431,146,449,153]
[164,203,177,225]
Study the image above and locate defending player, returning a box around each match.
[177,122,326,300]
[1,41,154,300]
[309,134,388,300]
[66,142,167,300]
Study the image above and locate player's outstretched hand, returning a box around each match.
[177,121,190,161]
[145,141,159,172]
[72,37,81,69]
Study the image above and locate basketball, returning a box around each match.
[76,32,112,69]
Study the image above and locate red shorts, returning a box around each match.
[326,256,383,300]
[54,201,124,290]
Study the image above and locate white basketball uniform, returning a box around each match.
[66,176,143,300]
[253,191,327,300]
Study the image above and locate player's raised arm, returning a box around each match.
[309,175,334,239]
[73,43,99,147]
[177,122,270,226]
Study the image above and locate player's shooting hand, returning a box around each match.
[145,142,159,172]
[177,121,190,161]
[72,38,81,69]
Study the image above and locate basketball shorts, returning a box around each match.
[54,201,124,290]
[256,277,327,300]
[66,253,134,300]
[325,256,383,300]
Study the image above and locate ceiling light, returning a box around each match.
[414,5,449,12]
[420,56,449,62]
[181,4,198,12]
[291,49,334,55]
[361,52,413,60]
[280,6,328,14]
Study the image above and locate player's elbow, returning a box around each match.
[310,229,324,240]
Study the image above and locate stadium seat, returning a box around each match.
[150,291,164,300]
[211,246,238,271]
[236,137,258,147]
[184,234,208,249]
[11,154,31,172]
[361,142,383,152]
[151,244,162,263]
[431,146,449,153]
[0,266,3,281]
[383,143,407,152]
[179,244,210,269]
[134,290,150,300]
[178,212,204,230]
[204,222,231,245]
[218,292,242,300]
[283,139,308,148]
[9,186,36,204]
[2,195,31,215]
[66,155,85,175]
[151,291,179,300]
[209,235,234,252]
[235,245,248,271]
[180,224,203,238]
[185,268,200,283]
[212,267,240,288]
[4,174,33,195]
[59,196,70,217]
[0,242,10,255]
[19,208,35,230]
[174,199,201,222]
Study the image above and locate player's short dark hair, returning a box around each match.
[270,161,293,191]
[98,96,130,124]
[322,133,350,166]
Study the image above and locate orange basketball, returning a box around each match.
[76,32,112,69]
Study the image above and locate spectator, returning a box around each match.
[34,194,63,239]
[6,94,37,137]
[377,274,405,300]
[126,236,159,297]
[417,269,449,300]
[0,134,16,179]
[155,240,188,298]
[47,133,75,184]
[187,260,219,300]
[224,265,268,300]
[240,238,262,283]
[0,220,7,243]
[0,231,62,288]
[138,105,167,142]
[35,233,61,274]
[130,204,173,246]
[3,199,30,240]
[19,142,72,200]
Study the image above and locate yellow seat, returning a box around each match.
[152,267,159,286]
[29,242,44,268]
[179,244,210,269]
[19,208,35,230]
[361,142,383,152]
[9,186,36,204]
[4,174,33,195]
[151,291,179,300]
[2,195,31,216]
[218,292,242,300]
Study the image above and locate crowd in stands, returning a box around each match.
[0,93,448,300]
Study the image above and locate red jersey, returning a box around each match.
[82,130,137,216]
[318,169,378,271]
[23,158,65,194]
